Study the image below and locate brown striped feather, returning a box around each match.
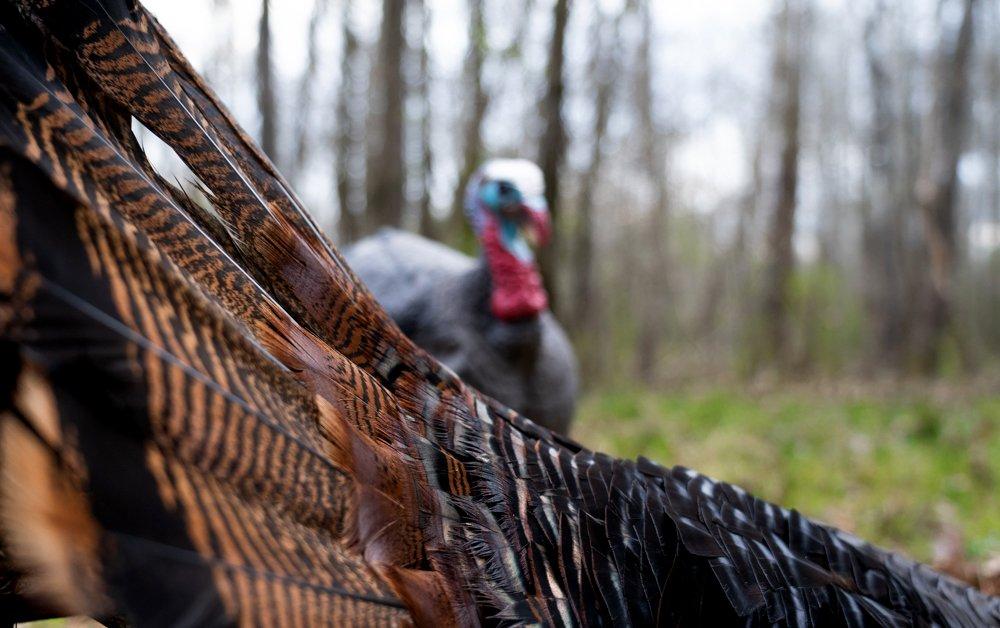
[0,2,998,627]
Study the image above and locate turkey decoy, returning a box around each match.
[346,159,578,433]
[0,1,997,625]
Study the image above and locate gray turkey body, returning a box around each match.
[345,228,578,433]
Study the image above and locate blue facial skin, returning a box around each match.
[501,220,534,262]
[479,180,534,262]
[479,180,523,212]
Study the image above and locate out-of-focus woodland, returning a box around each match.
[142,0,999,581]
[145,0,1000,384]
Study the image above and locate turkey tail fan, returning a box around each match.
[0,3,456,624]
[1,0,999,626]
[0,152,424,624]
[14,0,425,381]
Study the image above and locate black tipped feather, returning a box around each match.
[0,1,997,626]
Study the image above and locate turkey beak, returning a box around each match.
[521,196,551,247]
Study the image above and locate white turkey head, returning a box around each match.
[463,159,551,321]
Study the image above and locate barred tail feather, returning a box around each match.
[0,1,997,626]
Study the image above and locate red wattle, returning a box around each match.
[526,205,552,246]
[481,218,548,321]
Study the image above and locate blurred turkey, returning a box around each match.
[345,160,578,433]
[0,1,997,626]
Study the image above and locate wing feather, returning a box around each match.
[0,2,997,627]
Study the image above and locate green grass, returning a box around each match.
[571,385,1000,565]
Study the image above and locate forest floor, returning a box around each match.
[571,379,1000,583]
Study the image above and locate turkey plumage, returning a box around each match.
[345,228,578,433]
[0,1,996,626]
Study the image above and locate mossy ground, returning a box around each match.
[571,383,1000,565]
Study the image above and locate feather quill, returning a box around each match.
[0,1,998,626]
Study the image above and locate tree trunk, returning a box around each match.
[365,0,407,232]
[913,0,977,373]
[537,0,570,313]
[697,215,726,340]
[734,130,764,338]
[335,0,361,243]
[986,1,1000,355]
[632,0,671,385]
[897,32,925,363]
[415,0,435,238]
[760,0,804,370]
[256,0,278,164]
[992,4,1000,236]
[292,0,327,179]
[571,4,621,380]
[447,0,488,249]
[862,2,907,371]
